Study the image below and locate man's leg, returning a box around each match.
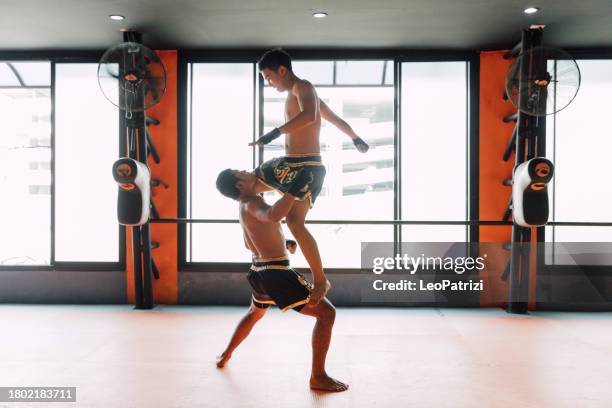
[216,301,268,368]
[286,200,328,302]
[299,298,348,392]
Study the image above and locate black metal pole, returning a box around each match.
[131,226,144,309]
[137,118,154,309]
[507,225,523,313]
[141,222,154,308]
[119,36,146,310]
[507,27,544,314]
[122,30,155,310]
[519,228,532,309]
[508,29,529,314]
[535,56,549,308]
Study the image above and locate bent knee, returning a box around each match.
[317,302,336,323]
[285,215,305,231]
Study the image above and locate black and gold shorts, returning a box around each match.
[254,154,326,208]
[247,256,313,312]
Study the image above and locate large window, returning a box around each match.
[0,62,51,265]
[55,63,120,262]
[263,60,395,268]
[187,63,255,262]
[186,57,472,269]
[546,59,612,243]
[401,62,468,242]
[0,60,122,267]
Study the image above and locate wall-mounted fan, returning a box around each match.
[505,46,580,116]
[97,42,166,112]
[99,37,166,310]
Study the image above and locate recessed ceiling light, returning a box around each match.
[109,15,125,21]
[524,7,540,14]
[312,12,328,18]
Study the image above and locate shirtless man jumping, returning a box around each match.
[249,48,369,306]
[215,168,348,392]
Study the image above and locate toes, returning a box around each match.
[334,383,348,392]
[330,379,348,391]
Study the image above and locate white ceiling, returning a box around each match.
[1,0,611,51]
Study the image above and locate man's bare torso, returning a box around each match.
[239,198,287,259]
[285,80,321,155]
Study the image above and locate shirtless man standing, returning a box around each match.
[215,168,348,392]
[250,48,369,306]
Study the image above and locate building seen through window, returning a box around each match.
[0,62,51,265]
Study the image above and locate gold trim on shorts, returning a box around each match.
[285,153,321,158]
[253,255,289,263]
[252,295,276,305]
[285,161,324,167]
[250,264,290,272]
[281,295,311,312]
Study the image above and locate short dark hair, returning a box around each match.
[258,48,292,72]
[216,169,240,200]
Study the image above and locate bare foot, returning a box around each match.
[310,374,349,392]
[216,351,232,368]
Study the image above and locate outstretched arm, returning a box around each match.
[320,100,369,153]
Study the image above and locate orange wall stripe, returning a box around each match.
[126,50,178,305]
[478,50,540,310]
[478,51,515,308]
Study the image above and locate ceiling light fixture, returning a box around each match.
[523,7,540,14]
[312,12,328,18]
[109,15,125,21]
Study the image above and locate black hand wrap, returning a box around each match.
[285,239,297,254]
[257,128,281,145]
[288,170,312,196]
[353,137,369,152]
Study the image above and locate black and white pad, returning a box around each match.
[112,158,151,226]
[512,157,554,227]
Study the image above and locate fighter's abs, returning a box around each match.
[284,97,321,154]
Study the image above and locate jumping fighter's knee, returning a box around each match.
[314,300,336,324]
[285,213,304,232]
[323,303,336,323]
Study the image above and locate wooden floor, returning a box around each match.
[0,305,611,408]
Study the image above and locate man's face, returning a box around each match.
[232,169,257,196]
[261,67,287,92]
